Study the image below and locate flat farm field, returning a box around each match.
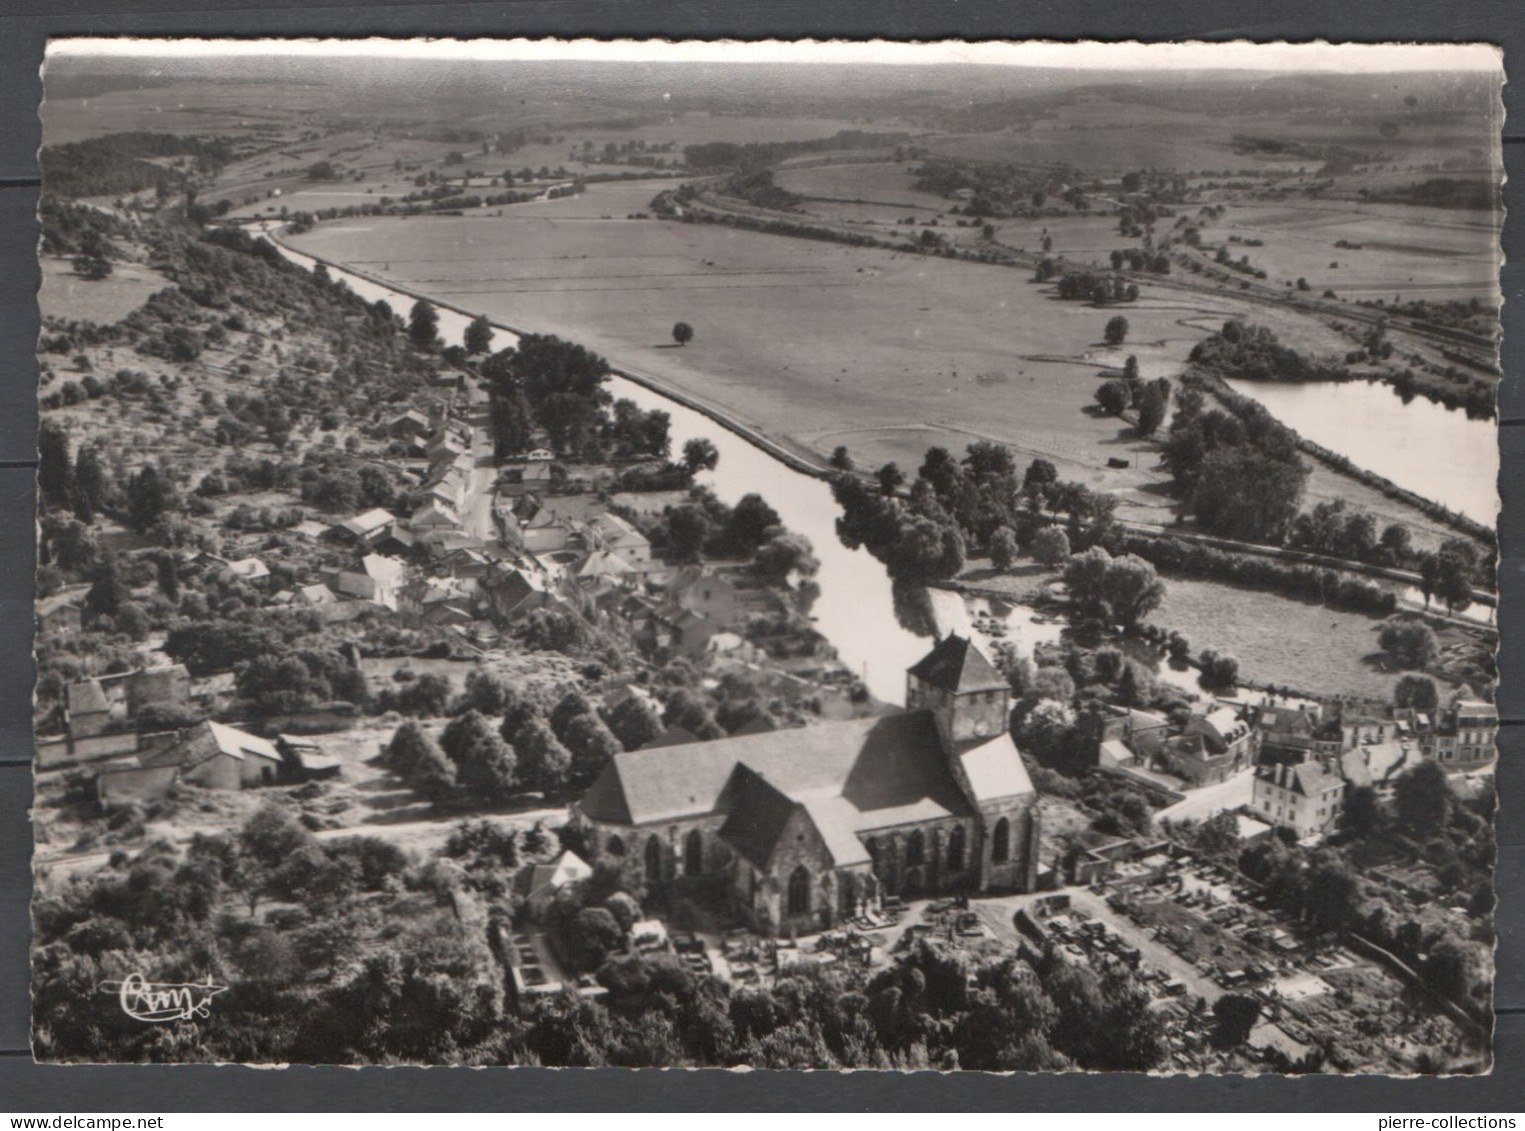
[1200,199,1499,303]
[1150,576,1402,701]
[773,161,951,211]
[290,185,1264,513]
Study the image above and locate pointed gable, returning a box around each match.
[906,633,1007,694]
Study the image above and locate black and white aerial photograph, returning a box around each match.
[29,37,1503,1074]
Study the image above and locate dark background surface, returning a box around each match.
[0,0,1521,1111]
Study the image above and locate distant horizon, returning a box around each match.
[45,36,1503,75]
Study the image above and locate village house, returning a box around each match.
[65,664,193,739]
[65,679,112,739]
[386,409,431,441]
[1256,704,1319,763]
[324,553,408,610]
[140,720,284,789]
[576,635,1039,937]
[1252,758,1346,839]
[499,460,555,497]
[664,565,743,627]
[584,512,655,573]
[1162,705,1256,785]
[295,582,342,606]
[328,507,397,548]
[1437,699,1498,772]
[1318,698,1497,775]
[37,592,82,636]
[96,720,284,809]
[219,556,272,589]
[521,849,594,920]
[481,565,558,626]
[411,499,464,533]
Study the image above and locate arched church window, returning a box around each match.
[644,834,663,881]
[992,817,1010,863]
[947,825,966,871]
[787,865,811,916]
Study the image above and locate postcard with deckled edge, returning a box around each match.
[30,37,1502,1073]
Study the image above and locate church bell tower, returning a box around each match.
[905,634,1011,748]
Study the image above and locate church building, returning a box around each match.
[575,635,1039,936]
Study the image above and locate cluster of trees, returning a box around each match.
[1162,383,1307,542]
[1378,619,1440,670]
[493,930,1168,1070]
[378,662,800,811]
[30,805,514,1065]
[682,131,913,174]
[39,196,126,261]
[1109,247,1172,275]
[1289,500,1413,568]
[836,445,1125,586]
[41,131,230,200]
[1062,547,1166,630]
[483,333,614,459]
[1046,268,1140,305]
[1095,374,1172,436]
[633,486,818,581]
[1417,538,1485,614]
[234,647,370,716]
[1189,320,1341,384]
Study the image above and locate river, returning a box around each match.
[1222,377,1498,528]
[260,229,1064,704]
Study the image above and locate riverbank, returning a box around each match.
[1197,371,1495,543]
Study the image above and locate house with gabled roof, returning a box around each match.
[37,592,82,636]
[134,720,285,792]
[330,507,397,546]
[1252,758,1346,839]
[325,553,407,610]
[576,634,1038,937]
[523,849,595,919]
[411,500,463,533]
[387,409,431,440]
[219,556,272,589]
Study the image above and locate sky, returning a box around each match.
[45,36,1503,74]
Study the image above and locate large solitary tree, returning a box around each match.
[672,321,695,347]
[1104,315,1130,346]
[682,437,720,477]
[464,313,494,356]
[408,300,441,349]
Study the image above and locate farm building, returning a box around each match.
[138,720,284,791]
[329,507,397,547]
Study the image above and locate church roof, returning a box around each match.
[717,767,798,870]
[579,709,988,832]
[957,731,1036,802]
[906,634,1007,694]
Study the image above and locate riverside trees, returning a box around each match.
[481,332,676,461]
[1163,378,1307,543]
